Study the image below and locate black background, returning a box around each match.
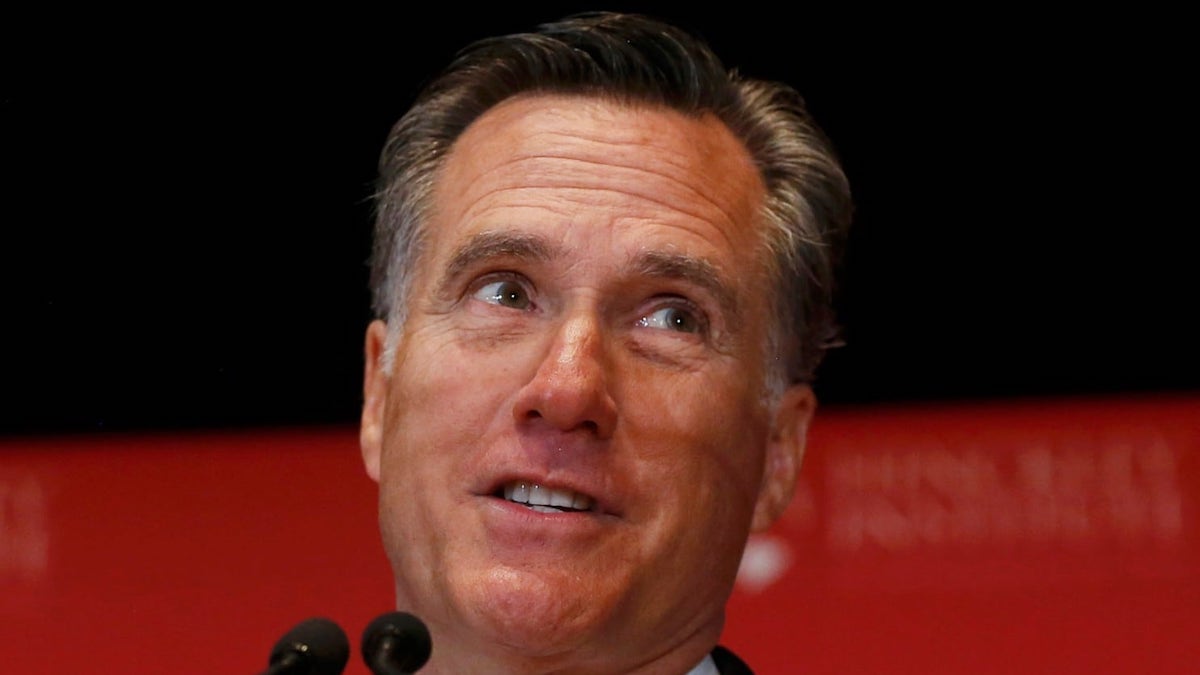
[4,5,1195,436]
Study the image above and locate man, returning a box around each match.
[359,11,852,674]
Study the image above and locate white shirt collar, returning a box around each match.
[686,653,720,675]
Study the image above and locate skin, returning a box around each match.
[360,94,815,674]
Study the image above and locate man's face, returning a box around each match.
[361,94,813,670]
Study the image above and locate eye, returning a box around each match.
[473,278,532,309]
[638,305,704,334]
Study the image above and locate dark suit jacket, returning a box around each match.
[711,645,755,675]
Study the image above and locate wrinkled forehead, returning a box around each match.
[447,94,761,199]
[427,93,768,269]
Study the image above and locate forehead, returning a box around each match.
[426,94,768,276]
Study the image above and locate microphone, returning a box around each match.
[259,616,350,675]
[361,611,432,674]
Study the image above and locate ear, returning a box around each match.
[750,383,816,532]
[360,319,390,483]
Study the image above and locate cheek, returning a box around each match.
[376,337,507,504]
[388,330,519,432]
[613,384,769,618]
[622,378,770,521]
[375,342,514,586]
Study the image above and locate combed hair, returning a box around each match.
[370,11,853,388]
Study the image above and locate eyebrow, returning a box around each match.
[629,250,741,326]
[438,231,557,292]
[435,230,740,324]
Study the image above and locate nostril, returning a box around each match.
[510,357,617,436]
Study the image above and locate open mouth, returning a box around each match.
[494,481,597,514]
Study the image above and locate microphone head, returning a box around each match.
[361,611,432,673]
[268,616,350,675]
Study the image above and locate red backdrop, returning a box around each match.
[3,393,1197,674]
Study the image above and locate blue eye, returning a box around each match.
[474,279,531,309]
[638,306,702,333]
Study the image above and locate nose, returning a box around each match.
[511,311,618,439]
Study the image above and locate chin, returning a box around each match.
[463,565,621,657]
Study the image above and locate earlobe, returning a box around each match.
[360,319,390,483]
[750,384,816,532]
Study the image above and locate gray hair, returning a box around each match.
[369,11,853,388]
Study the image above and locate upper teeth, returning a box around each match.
[503,481,594,512]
